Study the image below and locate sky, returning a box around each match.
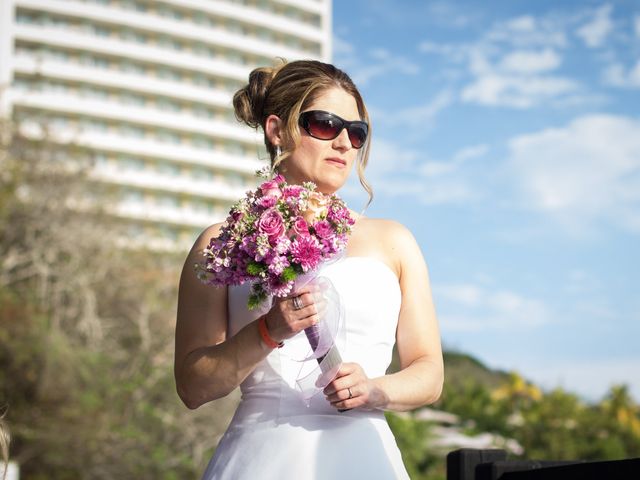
[332,0,640,403]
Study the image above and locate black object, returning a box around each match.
[447,449,640,480]
[476,460,584,480]
[447,449,507,480]
[497,457,640,480]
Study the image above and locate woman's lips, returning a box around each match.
[326,157,347,167]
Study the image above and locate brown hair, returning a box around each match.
[233,59,373,204]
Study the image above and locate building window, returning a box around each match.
[157,129,181,144]
[120,124,145,138]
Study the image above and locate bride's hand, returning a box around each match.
[323,363,388,411]
[264,286,325,344]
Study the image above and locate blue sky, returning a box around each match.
[332,0,640,402]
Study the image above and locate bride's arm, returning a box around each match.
[174,224,271,409]
[175,224,321,409]
[325,221,444,412]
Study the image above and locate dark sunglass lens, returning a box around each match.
[348,125,367,149]
[307,115,342,140]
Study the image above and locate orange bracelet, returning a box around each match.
[258,315,283,349]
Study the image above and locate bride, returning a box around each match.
[175,59,444,479]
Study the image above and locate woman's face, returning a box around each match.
[280,87,362,194]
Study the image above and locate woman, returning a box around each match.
[175,60,444,479]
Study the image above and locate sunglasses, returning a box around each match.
[298,110,368,149]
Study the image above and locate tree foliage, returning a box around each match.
[435,370,640,463]
[0,117,238,479]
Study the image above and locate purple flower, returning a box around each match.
[283,184,304,198]
[257,208,285,244]
[267,277,294,297]
[267,255,290,276]
[291,235,322,272]
[275,237,291,254]
[231,210,244,222]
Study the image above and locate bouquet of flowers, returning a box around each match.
[196,169,355,310]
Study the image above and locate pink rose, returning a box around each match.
[313,220,333,239]
[302,192,328,223]
[258,195,277,208]
[257,208,285,244]
[292,216,310,237]
[260,178,282,198]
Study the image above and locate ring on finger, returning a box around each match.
[292,296,304,310]
[347,387,353,399]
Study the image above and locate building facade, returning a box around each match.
[0,0,332,250]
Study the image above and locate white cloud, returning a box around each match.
[420,11,620,109]
[350,138,487,206]
[458,17,578,109]
[332,36,419,87]
[418,41,464,60]
[461,45,576,108]
[346,49,420,86]
[603,61,640,89]
[576,4,614,48]
[452,144,489,163]
[499,49,562,74]
[507,114,640,233]
[376,89,454,128]
[487,15,567,48]
[461,71,577,108]
[436,283,550,332]
[504,15,536,33]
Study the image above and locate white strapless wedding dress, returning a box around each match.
[201,257,410,479]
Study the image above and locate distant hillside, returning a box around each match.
[443,350,511,390]
[389,348,511,391]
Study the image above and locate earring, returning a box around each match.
[275,145,282,157]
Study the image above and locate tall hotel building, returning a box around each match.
[0,0,332,250]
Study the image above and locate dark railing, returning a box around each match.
[447,448,640,480]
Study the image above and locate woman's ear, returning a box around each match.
[264,114,283,147]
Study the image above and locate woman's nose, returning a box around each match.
[333,127,351,150]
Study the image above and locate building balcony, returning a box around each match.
[13,54,235,110]
[16,0,320,62]
[14,23,253,81]
[90,164,250,202]
[10,89,259,144]
[171,0,327,41]
[113,201,225,229]
[79,130,265,175]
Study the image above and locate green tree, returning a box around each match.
[386,412,445,480]
[0,116,238,478]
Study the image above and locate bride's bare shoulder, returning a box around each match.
[191,222,225,251]
[354,215,411,240]
[350,215,418,276]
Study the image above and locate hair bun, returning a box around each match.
[233,65,280,129]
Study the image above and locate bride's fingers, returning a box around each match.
[314,298,328,317]
[327,385,356,402]
[295,312,319,331]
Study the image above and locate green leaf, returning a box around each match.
[281,266,298,282]
[246,261,266,276]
